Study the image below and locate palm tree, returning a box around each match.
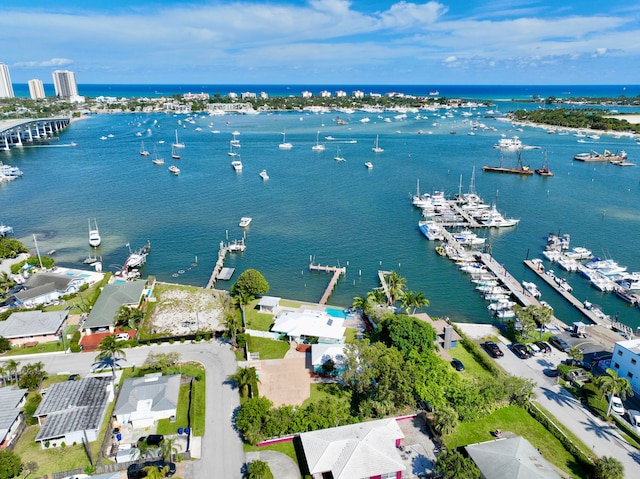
[432,404,459,436]
[247,459,273,479]
[234,291,254,330]
[399,290,430,314]
[384,271,407,306]
[222,310,242,348]
[4,359,20,384]
[0,271,15,294]
[532,304,553,337]
[594,456,624,479]
[595,368,633,416]
[95,335,127,380]
[161,436,179,463]
[352,295,372,318]
[567,347,584,362]
[143,465,169,479]
[367,288,386,306]
[229,366,258,399]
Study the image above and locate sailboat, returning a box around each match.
[228,140,238,157]
[88,218,101,247]
[372,134,384,153]
[171,145,181,160]
[172,129,185,149]
[83,248,98,265]
[139,141,149,156]
[279,129,293,149]
[311,131,325,151]
[152,145,164,165]
[334,146,345,161]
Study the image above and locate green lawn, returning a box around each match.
[245,303,275,331]
[247,336,290,360]
[244,439,299,464]
[447,343,493,379]
[344,328,358,343]
[5,341,64,356]
[301,383,352,409]
[446,405,590,478]
[157,383,190,436]
[14,426,91,477]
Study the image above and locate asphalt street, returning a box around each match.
[1,341,245,479]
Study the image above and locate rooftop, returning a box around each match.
[0,386,28,442]
[83,280,145,329]
[114,373,180,416]
[0,310,68,339]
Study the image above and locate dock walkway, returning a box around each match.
[310,263,346,305]
[206,242,229,289]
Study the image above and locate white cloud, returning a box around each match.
[444,56,457,63]
[593,48,607,57]
[14,58,73,68]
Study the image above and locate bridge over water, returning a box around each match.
[0,117,71,151]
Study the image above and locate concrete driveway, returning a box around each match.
[246,449,301,479]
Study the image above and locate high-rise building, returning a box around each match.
[52,70,79,98]
[0,62,15,98]
[28,79,46,99]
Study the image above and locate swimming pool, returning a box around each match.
[325,307,348,319]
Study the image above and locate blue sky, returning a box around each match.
[2,0,640,85]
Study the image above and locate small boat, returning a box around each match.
[168,165,180,175]
[172,129,185,148]
[372,134,384,153]
[239,217,252,228]
[364,161,373,169]
[139,141,149,156]
[334,146,345,162]
[279,129,293,149]
[83,249,98,264]
[228,141,238,157]
[311,131,325,151]
[171,146,180,160]
[259,169,269,180]
[100,136,107,140]
[232,159,243,172]
[522,281,541,298]
[88,218,101,247]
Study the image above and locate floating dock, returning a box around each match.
[310,262,346,305]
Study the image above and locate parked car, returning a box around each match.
[563,358,592,371]
[127,460,176,479]
[526,343,541,356]
[451,359,465,371]
[137,434,164,447]
[549,335,571,352]
[627,409,640,434]
[543,368,559,377]
[484,341,504,358]
[535,341,551,354]
[610,396,625,415]
[511,343,531,359]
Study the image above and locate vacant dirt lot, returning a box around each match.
[146,282,227,335]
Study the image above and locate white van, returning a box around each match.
[116,333,130,341]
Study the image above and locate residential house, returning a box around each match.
[311,343,346,376]
[258,296,281,314]
[81,280,146,335]
[33,377,113,447]
[113,373,180,428]
[271,308,345,344]
[465,436,562,479]
[13,271,84,308]
[0,310,68,347]
[611,338,640,396]
[299,418,406,479]
[0,386,28,448]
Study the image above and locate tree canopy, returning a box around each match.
[375,314,436,358]
[0,449,23,479]
[231,269,269,297]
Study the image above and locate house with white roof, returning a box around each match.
[299,417,406,479]
[0,310,68,347]
[113,373,180,428]
[611,338,640,396]
[311,343,347,376]
[0,386,28,448]
[271,309,345,344]
[258,296,281,314]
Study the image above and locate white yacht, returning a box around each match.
[231,159,243,172]
[239,217,252,228]
[259,169,269,180]
[482,205,520,227]
[522,281,541,298]
[418,221,444,241]
[452,229,486,246]
[372,135,384,153]
[88,218,101,247]
[168,165,180,175]
[364,161,373,169]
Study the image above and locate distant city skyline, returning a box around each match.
[2,0,640,85]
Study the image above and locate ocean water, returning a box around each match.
[2,90,640,332]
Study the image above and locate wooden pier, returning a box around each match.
[206,242,230,289]
[377,270,391,300]
[310,263,346,305]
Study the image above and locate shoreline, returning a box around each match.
[499,116,640,140]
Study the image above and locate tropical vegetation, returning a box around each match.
[511,108,640,134]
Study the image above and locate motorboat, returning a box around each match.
[522,281,541,298]
[482,205,520,227]
[0,224,14,237]
[259,169,269,180]
[418,221,444,241]
[88,218,101,247]
[231,159,243,172]
[279,129,293,149]
[583,258,627,276]
[452,229,486,246]
[364,161,373,169]
[564,247,593,260]
[168,165,180,175]
[239,217,252,228]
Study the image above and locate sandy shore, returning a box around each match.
[501,116,640,139]
[604,114,640,125]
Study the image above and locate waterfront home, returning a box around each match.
[311,343,346,376]
[13,271,85,308]
[271,308,345,344]
[258,296,281,314]
[81,280,146,335]
[0,386,29,448]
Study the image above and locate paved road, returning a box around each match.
[491,337,640,478]
[1,341,245,479]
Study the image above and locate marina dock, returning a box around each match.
[310,263,346,305]
[205,239,246,289]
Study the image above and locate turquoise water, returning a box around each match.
[2,102,640,331]
[326,308,349,319]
